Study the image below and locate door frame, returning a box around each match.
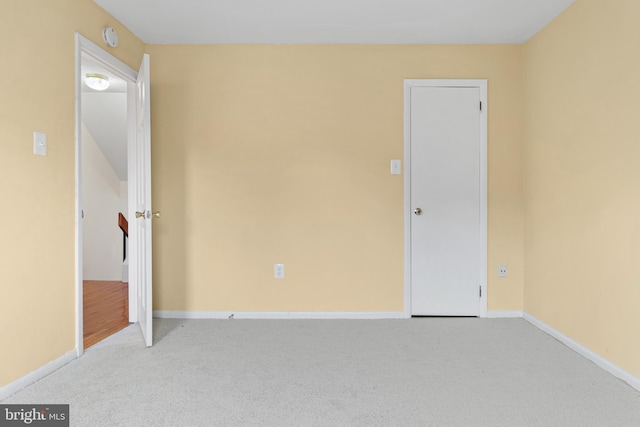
[403,79,488,318]
[74,34,139,356]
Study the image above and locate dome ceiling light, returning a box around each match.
[84,73,110,91]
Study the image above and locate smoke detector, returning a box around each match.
[102,27,118,48]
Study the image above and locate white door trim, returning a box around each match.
[403,79,488,318]
[74,34,138,356]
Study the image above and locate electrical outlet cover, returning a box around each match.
[274,264,285,279]
[498,264,507,278]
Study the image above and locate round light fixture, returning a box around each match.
[84,73,110,91]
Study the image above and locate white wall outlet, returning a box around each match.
[34,132,47,156]
[390,159,401,175]
[498,264,507,278]
[274,264,285,279]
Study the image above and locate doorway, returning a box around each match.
[75,34,154,355]
[403,80,487,318]
[80,55,129,349]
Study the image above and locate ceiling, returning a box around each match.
[94,0,574,45]
[81,57,128,180]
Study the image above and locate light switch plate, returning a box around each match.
[390,160,401,175]
[34,132,47,156]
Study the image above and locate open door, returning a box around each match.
[76,35,156,353]
[131,54,154,346]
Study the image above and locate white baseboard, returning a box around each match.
[153,311,406,320]
[0,350,76,401]
[488,310,524,318]
[523,312,640,393]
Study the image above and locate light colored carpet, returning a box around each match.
[3,318,640,426]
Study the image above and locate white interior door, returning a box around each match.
[132,54,153,346]
[410,85,482,316]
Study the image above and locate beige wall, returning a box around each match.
[0,0,144,387]
[524,0,640,378]
[147,44,525,312]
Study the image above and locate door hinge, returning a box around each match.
[479,101,482,111]
[479,285,482,298]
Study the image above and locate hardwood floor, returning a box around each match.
[83,280,129,349]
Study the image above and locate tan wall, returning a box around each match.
[0,0,144,387]
[524,0,640,378]
[147,44,525,313]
